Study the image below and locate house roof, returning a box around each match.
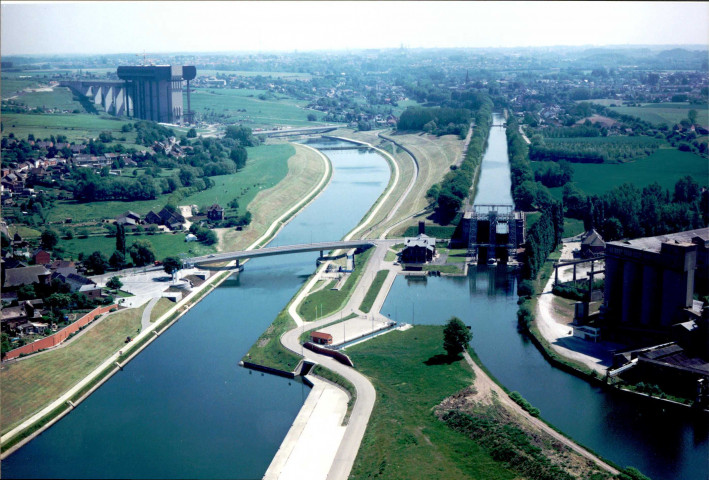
[581,229,605,248]
[3,265,51,287]
[404,234,437,251]
[66,273,96,286]
[311,331,333,340]
[208,204,224,212]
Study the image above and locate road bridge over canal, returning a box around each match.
[188,239,378,268]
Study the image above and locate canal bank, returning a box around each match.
[1,140,391,479]
[378,113,708,480]
[0,144,333,460]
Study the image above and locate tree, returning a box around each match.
[230,146,247,170]
[116,223,126,255]
[688,109,698,125]
[186,127,197,138]
[307,113,317,121]
[163,256,182,278]
[128,240,156,267]
[106,276,123,290]
[109,250,127,270]
[85,251,109,274]
[41,229,59,250]
[443,316,472,357]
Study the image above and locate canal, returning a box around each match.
[379,114,708,480]
[2,141,390,479]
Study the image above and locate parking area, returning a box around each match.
[316,316,392,346]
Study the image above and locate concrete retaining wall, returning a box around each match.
[304,342,354,367]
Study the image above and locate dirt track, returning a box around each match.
[461,352,619,475]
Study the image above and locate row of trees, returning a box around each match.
[507,117,564,280]
[426,98,494,223]
[562,176,708,242]
[397,106,472,137]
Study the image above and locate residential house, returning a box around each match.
[49,259,78,277]
[580,229,606,258]
[33,249,51,265]
[145,207,185,230]
[115,211,141,226]
[207,204,225,221]
[65,273,98,293]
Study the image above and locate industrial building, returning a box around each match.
[458,204,525,263]
[116,65,197,124]
[602,228,708,340]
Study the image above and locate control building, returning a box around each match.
[116,65,196,124]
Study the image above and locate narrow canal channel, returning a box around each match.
[2,141,390,479]
[380,113,708,480]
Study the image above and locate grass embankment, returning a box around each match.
[243,309,301,372]
[297,247,374,322]
[150,297,176,322]
[58,231,217,260]
[359,270,389,313]
[310,365,356,425]
[331,128,465,238]
[219,142,329,251]
[0,305,144,435]
[347,326,517,480]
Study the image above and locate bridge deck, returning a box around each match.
[190,240,376,266]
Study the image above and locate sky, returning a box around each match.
[2,1,708,56]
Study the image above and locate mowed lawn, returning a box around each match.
[551,148,708,197]
[0,305,144,434]
[190,88,326,128]
[608,102,709,128]
[347,326,516,480]
[47,143,294,223]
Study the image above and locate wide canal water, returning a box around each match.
[2,141,390,478]
[380,114,708,480]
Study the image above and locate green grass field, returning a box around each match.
[58,231,216,261]
[7,86,86,112]
[1,112,136,144]
[47,143,294,223]
[191,87,327,128]
[551,148,708,197]
[2,78,43,99]
[607,102,708,128]
[0,305,144,434]
[347,326,516,480]
[359,270,389,313]
[297,247,374,321]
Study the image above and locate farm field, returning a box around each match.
[6,86,87,112]
[190,87,328,128]
[1,113,137,144]
[603,102,708,128]
[550,148,708,198]
[1,78,43,99]
[46,143,294,223]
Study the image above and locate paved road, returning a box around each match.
[279,241,398,479]
[141,297,160,331]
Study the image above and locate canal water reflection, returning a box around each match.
[2,143,390,479]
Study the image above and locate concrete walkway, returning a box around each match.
[140,297,160,331]
[264,377,347,480]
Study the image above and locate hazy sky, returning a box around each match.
[2,1,708,56]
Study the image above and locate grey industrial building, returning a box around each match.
[117,65,196,124]
[602,228,708,340]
